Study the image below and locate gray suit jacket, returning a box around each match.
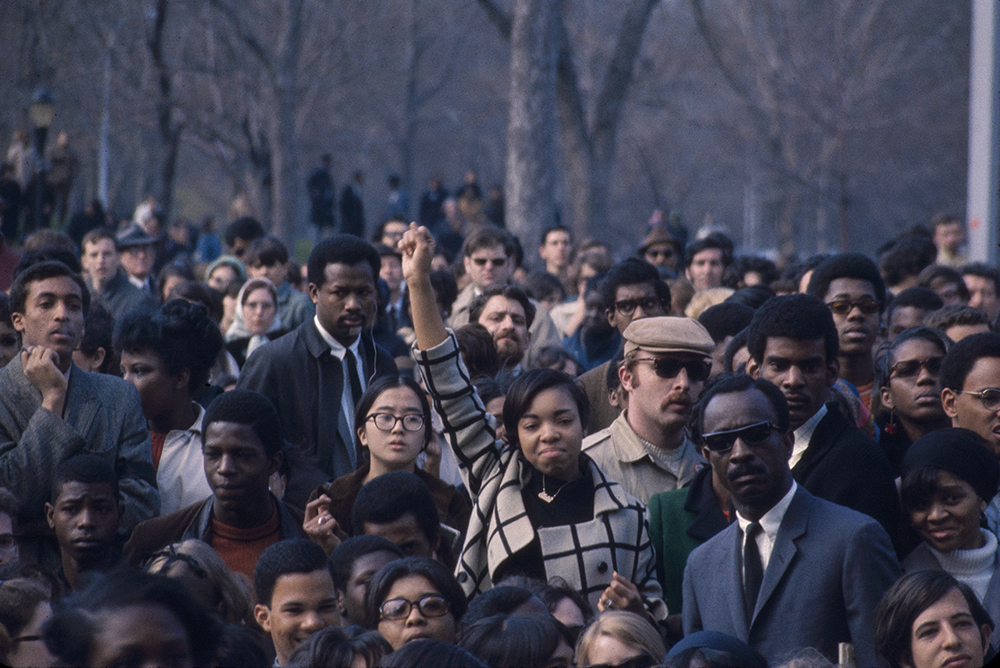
[682,485,900,667]
[0,357,158,543]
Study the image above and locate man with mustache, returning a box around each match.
[746,294,903,549]
[582,316,714,503]
[239,235,397,495]
[682,373,900,667]
[468,285,533,372]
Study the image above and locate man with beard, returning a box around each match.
[682,373,899,667]
[582,316,714,503]
[45,455,124,591]
[468,285,534,372]
[746,294,902,549]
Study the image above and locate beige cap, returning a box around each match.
[622,316,714,357]
[638,226,680,254]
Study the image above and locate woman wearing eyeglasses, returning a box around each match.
[363,556,466,651]
[899,428,1000,656]
[400,225,667,623]
[875,327,952,475]
[307,375,471,540]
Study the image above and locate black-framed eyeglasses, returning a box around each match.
[890,357,944,379]
[379,594,450,621]
[144,544,208,579]
[611,297,665,316]
[585,655,657,668]
[826,298,880,315]
[644,248,675,260]
[959,388,1000,411]
[472,257,506,267]
[701,420,779,454]
[632,357,712,383]
[367,413,425,432]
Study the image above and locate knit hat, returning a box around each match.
[902,427,1000,502]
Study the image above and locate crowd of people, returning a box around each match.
[0,174,994,668]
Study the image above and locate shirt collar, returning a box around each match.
[791,403,827,468]
[313,315,361,359]
[737,480,798,539]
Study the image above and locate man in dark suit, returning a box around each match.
[340,170,365,238]
[682,374,900,667]
[0,261,158,561]
[238,235,396,498]
[746,293,903,546]
[80,228,157,317]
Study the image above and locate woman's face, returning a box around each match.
[881,339,946,424]
[7,601,54,668]
[358,386,427,472]
[243,287,277,335]
[516,386,584,481]
[208,265,238,292]
[376,575,456,651]
[909,470,987,553]
[581,633,645,668]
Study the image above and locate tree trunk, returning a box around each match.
[149,0,183,223]
[269,0,303,243]
[506,0,560,243]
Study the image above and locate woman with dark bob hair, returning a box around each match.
[286,625,391,668]
[363,556,467,651]
[874,570,993,668]
[306,374,471,538]
[400,225,666,621]
[459,613,573,668]
[376,638,486,668]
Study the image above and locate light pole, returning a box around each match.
[29,88,55,234]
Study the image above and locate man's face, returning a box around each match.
[748,337,837,430]
[12,276,85,360]
[254,569,340,666]
[362,512,437,558]
[229,236,252,259]
[934,221,965,253]
[903,588,989,668]
[964,274,1000,321]
[701,389,793,518]
[823,278,881,359]
[380,255,404,296]
[44,481,119,565]
[620,352,708,442]
[119,244,156,280]
[606,283,666,334]
[643,243,678,271]
[685,249,725,290]
[81,238,119,284]
[308,262,378,347]
[582,289,612,335]
[339,550,400,626]
[0,512,18,566]
[476,295,530,368]
[942,356,1000,456]
[929,277,967,307]
[539,231,572,270]
[248,261,288,288]
[463,244,510,290]
[381,222,408,249]
[888,306,930,341]
[121,348,183,422]
[203,421,281,516]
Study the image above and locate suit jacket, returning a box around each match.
[123,495,304,567]
[682,485,900,667]
[414,332,667,620]
[796,403,903,548]
[92,269,158,318]
[0,357,158,543]
[904,540,1000,654]
[237,320,397,480]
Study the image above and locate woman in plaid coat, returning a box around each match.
[402,225,667,622]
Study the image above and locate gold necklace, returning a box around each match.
[537,474,569,503]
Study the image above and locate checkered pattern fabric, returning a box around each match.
[414,332,667,620]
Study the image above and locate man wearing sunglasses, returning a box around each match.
[583,316,714,503]
[940,332,1000,536]
[746,294,902,550]
[805,252,887,409]
[682,373,899,668]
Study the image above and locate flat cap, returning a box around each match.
[623,316,714,357]
[116,222,157,249]
[638,226,680,254]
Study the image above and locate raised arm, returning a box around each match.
[400,224,448,350]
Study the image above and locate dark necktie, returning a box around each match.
[344,348,363,405]
[743,522,764,622]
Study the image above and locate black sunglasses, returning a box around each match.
[611,297,665,316]
[701,420,779,453]
[632,357,712,383]
[585,655,657,668]
[890,356,944,379]
[826,298,880,316]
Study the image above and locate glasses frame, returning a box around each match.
[610,297,665,316]
[631,356,712,383]
[826,298,880,316]
[959,388,1000,411]
[700,420,780,454]
[379,594,450,621]
[889,356,944,380]
[366,413,425,432]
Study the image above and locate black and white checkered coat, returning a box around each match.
[414,333,668,620]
